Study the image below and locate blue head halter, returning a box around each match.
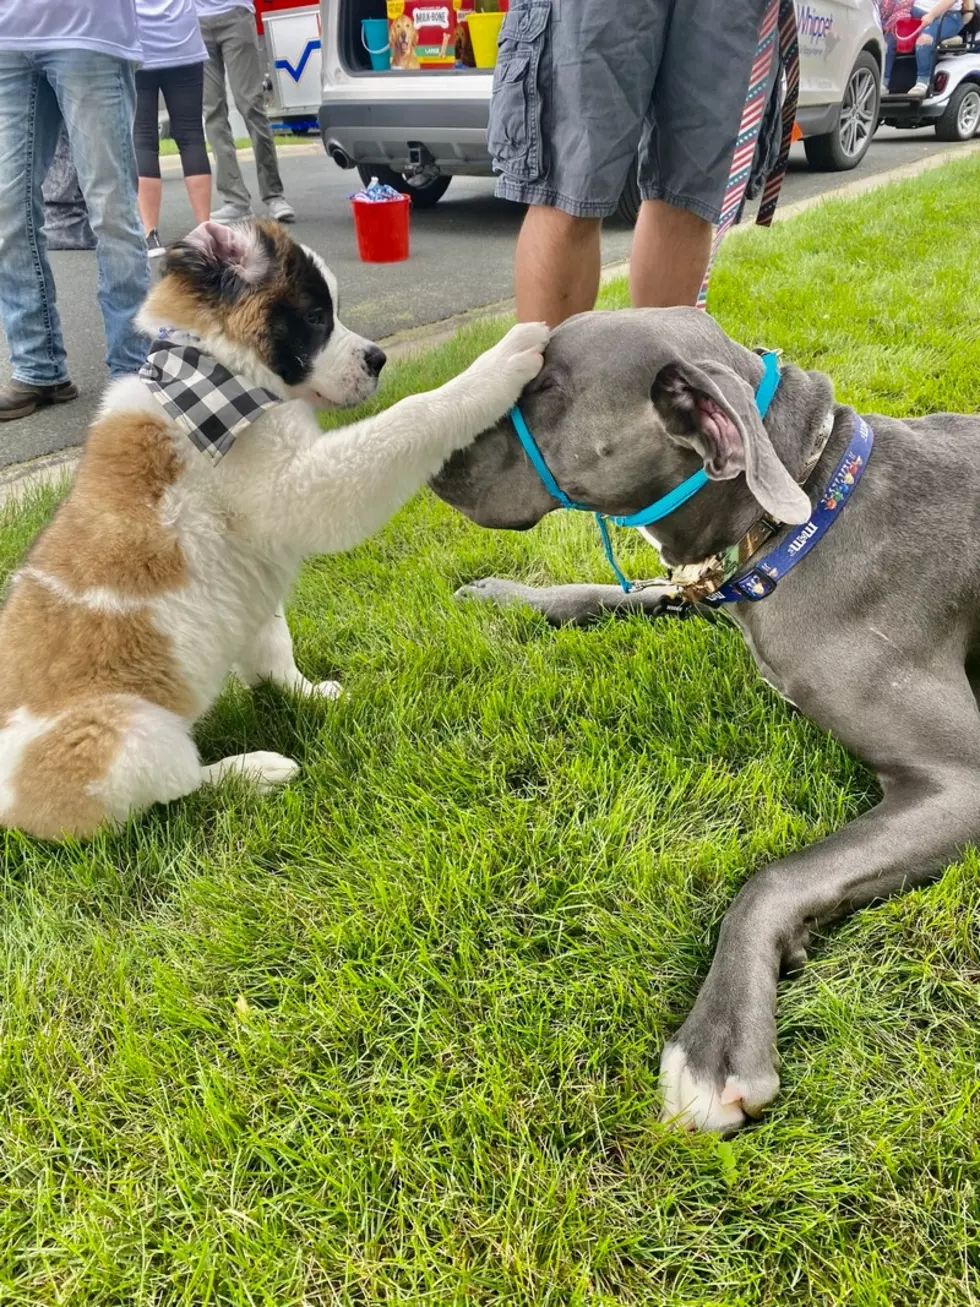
[509,349,782,592]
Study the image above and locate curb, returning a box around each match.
[159,141,322,176]
[5,141,979,509]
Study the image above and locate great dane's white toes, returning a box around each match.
[454,577,528,604]
[659,1043,779,1134]
[202,751,301,794]
[310,679,343,700]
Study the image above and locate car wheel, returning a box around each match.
[804,51,880,171]
[615,170,641,225]
[356,164,452,208]
[935,82,980,141]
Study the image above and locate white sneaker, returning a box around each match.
[265,196,295,223]
[210,202,252,223]
[909,81,929,96]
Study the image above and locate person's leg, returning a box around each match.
[47,49,150,379]
[0,55,70,387]
[514,209,601,325]
[883,30,897,86]
[134,67,163,232]
[200,13,252,213]
[42,119,96,251]
[629,201,713,308]
[221,6,287,205]
[637,0,773,308]
[915,12,962,81]
[489,0,665,325]
[159,62,212,227]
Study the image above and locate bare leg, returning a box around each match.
[630,199,713,309]
[514,206,602,326]
[660,666,980,1132]
[455,577,678,625]
[183,173,212,227]
[138,177,162,233]
[235,608,342,699]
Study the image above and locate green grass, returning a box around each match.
[2,158,980,1305]
[159,133,302,157]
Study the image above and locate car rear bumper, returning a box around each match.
[319,96,492,173]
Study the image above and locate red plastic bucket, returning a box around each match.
[351,193,411,263]
[894,16,922,52]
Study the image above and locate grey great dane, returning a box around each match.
[430,307,979,1133]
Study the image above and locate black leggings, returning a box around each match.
[134,62,211,180]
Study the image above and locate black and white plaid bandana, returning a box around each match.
[139,330,282,462]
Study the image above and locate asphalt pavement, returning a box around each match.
[0,127,967,469]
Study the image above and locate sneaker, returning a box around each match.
[146,229,165,258]
[0,377,79,422]
[909,81,929,96]
[210,202,252,223]
[265,195,295,223]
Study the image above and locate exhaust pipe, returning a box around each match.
[327,143,354,169]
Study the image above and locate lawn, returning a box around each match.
[159,134,303,157]
[2,158,980,1305]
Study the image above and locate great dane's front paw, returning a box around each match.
[659,1026,780,1135]
[454,576,531,606]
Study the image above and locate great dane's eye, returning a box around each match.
[306,308,326,327]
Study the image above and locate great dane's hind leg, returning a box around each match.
[660,666,980,1133]
[455,578,679,626]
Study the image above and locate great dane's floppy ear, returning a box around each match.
[651,358,811,525]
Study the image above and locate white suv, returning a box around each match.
[319,0,883,220]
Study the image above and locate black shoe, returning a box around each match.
[146,229,165,258]
[0,377,79,422]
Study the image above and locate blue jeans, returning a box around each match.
[884,8,964,85]
[0,50,149,385]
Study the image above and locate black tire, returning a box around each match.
[615,169,641,225]
[935,82,980,141]
[356,164,451,208]
[803,51,880,171]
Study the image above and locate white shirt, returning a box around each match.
[0,0,142,61]
[194,0,255,18]
[136,0,207,67]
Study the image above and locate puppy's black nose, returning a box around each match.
[364,345,387,377]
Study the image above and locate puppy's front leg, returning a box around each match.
[270,322,548,555]
[235,607,342,700]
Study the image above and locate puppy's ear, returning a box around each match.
[164,220,271,297]
[651,358,811,524]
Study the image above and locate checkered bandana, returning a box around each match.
[139,330,282,462]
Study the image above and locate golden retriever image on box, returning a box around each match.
[389,14,420,68]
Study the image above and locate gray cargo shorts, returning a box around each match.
[487,0,774,221]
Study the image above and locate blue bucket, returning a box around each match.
[361,18,391,71]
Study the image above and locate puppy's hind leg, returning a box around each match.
[234,607,342,700]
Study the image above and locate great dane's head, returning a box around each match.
[430,309,836,566]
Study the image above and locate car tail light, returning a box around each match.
[934,72,948,92]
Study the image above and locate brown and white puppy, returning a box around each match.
[0,219,547,839]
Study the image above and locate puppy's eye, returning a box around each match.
[306,308,326,327]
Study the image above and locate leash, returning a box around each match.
[509,350,782,594]
[508,354,873,607]
[696,0,800,310]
